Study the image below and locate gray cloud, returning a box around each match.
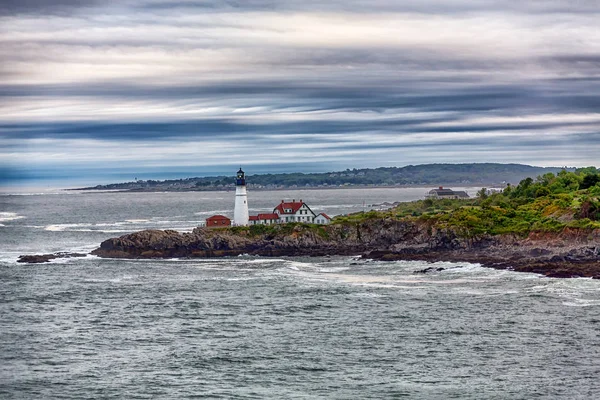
[0,0,102,16]
[0,0,599,185]
[137,0,600,14]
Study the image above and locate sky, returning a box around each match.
[1,0,599,186]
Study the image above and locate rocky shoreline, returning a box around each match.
[87,220,600,279]
[18,219,600,278]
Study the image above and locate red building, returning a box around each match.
[206,215,231,228]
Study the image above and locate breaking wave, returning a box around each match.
[0,212,25,222]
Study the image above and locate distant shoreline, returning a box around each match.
[68,184,494,193]
[65,162,573,193]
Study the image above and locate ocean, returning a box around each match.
[1,188,599,399]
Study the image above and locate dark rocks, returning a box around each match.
[414,267,445,274]
[529,248,552,257]
[87,220,600,279]
[17,252,87,264]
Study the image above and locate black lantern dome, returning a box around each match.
[236,168,246,186]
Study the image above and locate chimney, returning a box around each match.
[299,199,302,203]
[281,200,284,203]
[292,199,295,202]
[439,186,443,190]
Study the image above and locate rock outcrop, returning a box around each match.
[87,220,600,278]
[17,252,87,264]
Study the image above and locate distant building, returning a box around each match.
[427,186,470,199]
[273,199,317,223]
[314,213,332,225]
[206,214,231,228]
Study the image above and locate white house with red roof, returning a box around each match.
[248,213,279,225]
[248,199,331,225]
[314,213,331,225]
[273,199,316,223]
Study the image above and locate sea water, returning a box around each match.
[1,188,599,399]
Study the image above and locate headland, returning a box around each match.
[23,170,600,279]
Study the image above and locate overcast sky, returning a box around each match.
[1,0,599,185]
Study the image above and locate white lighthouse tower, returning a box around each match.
[233,167,249,226]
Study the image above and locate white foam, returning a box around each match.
[244,258,285,264]
[319,204,358,209]
[0,252,22,264]
[194,210,231,216]
[44,223,99,232]
[349,292,385,298]
[0,212,25,222]
[44,224,66,231]
[42,220,180,233]
[318,266,350,273]
[562,298,600,307]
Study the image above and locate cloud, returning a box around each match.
[0,0,599,185]
[0,0,103,16]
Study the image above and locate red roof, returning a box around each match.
[206,214,230,222]
[318,213,331,220]
[250,213,279,221]
[274,201,304,215]
[258,213,279,220]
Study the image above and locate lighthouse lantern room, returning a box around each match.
[233,167,249,226]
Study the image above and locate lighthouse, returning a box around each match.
[233,167,249,226]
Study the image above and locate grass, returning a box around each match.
[218,171,600,241]
[330,170,600,238]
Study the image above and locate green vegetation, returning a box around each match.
[333,169,600,237]
[224,222,325,239]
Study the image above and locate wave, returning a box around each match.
[193,210,231,216]
[1,192,66,196]
[0,212,25,222]
[39,218,205,233]
[562,298,600,307]
[317,266,350,273]
[0,252,24,264]
[43,223,135,233]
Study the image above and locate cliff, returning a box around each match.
[89,220,600,278]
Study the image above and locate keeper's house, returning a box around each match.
[426,187,470,199]
[248,199,331,225]
[274,199,316,223]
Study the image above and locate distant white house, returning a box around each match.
[426,186,469,199]
[314,213,332,225]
